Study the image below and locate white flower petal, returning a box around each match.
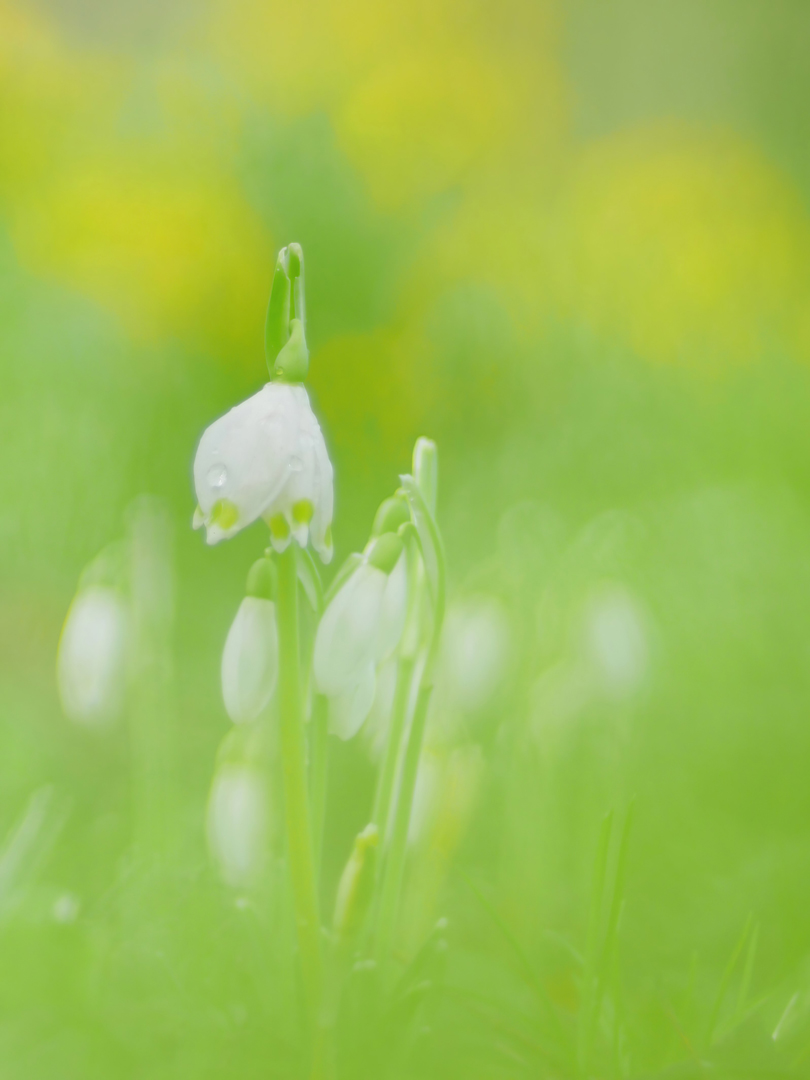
[57,587,129,728]
[314,564,387,696]
[328,664,376,740]
[193,383,333,559]
[221,597,278,723]
[374,552,408,663]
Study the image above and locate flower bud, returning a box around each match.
[265,243,309,382]
[314,563,388,697]
[333,823,379,942]
[206,765,268,888]
[328,663,376,741]
[221,596,278,723]
[57,586,129,728]
[413,437,438,516]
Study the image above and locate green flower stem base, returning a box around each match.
[372,657,416,841]
[310,692,329,882]
[373,680,433,975]
[277,545,323,1030]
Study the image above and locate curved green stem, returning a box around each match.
[373,479,447,976]
[373,681,433,973]
[277,545,323,1029]
[372,657,416,842]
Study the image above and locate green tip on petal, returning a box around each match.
[211,498,239,531]
[292,499,314,525]
[268,513,290,541]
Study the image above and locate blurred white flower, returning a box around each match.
[221,597,278,724]
[314,544,408,740]
[206,765,268,889]
[52,892,80,924]
[193,382,333,562]
[440,597,511,714]
[56,586,129,727]
[583,585,648,698]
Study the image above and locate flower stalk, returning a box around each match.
[372,443,446,974]
[276,545,323,1027]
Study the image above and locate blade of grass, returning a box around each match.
[705,912,753,1049]
[734,920,759,1025]
[461,871,568,1048]
[581,801,635,1075]
[577,809,614,1074]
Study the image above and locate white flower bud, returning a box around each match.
[221,597,278,724]
[314,540,408,738]
[328,663,376,741]
[56,586,129,728]
[374,553,408,663]
[206,765,268,888]
[192,383,333,562]
[314,564,388,697]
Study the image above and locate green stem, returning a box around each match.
[373,679,434,973]
[372,657,416,841]
[310,692,329,884]
[276,545,323,1030]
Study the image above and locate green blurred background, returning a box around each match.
[4,0,810,1076]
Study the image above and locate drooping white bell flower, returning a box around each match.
[192,382,333,562]
[314,534,408,739]
[206,765,268,889]
[221,596,278,724]
[57,586,129,727]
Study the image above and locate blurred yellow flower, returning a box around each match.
[0,0,270,355]
[556,127,810,369]
[427,126,810,371]
[210,0,565,209]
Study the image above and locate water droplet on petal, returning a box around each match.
[289,456,303,473]
[208,464,227,489]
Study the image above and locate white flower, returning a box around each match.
[221,597,278,724]
[56,586,129,727]
[206,765,268,889]
[192,382,333,562]
[314,547,408,740]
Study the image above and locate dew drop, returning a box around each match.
[289,456,303,473]
[208,464,228,489]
